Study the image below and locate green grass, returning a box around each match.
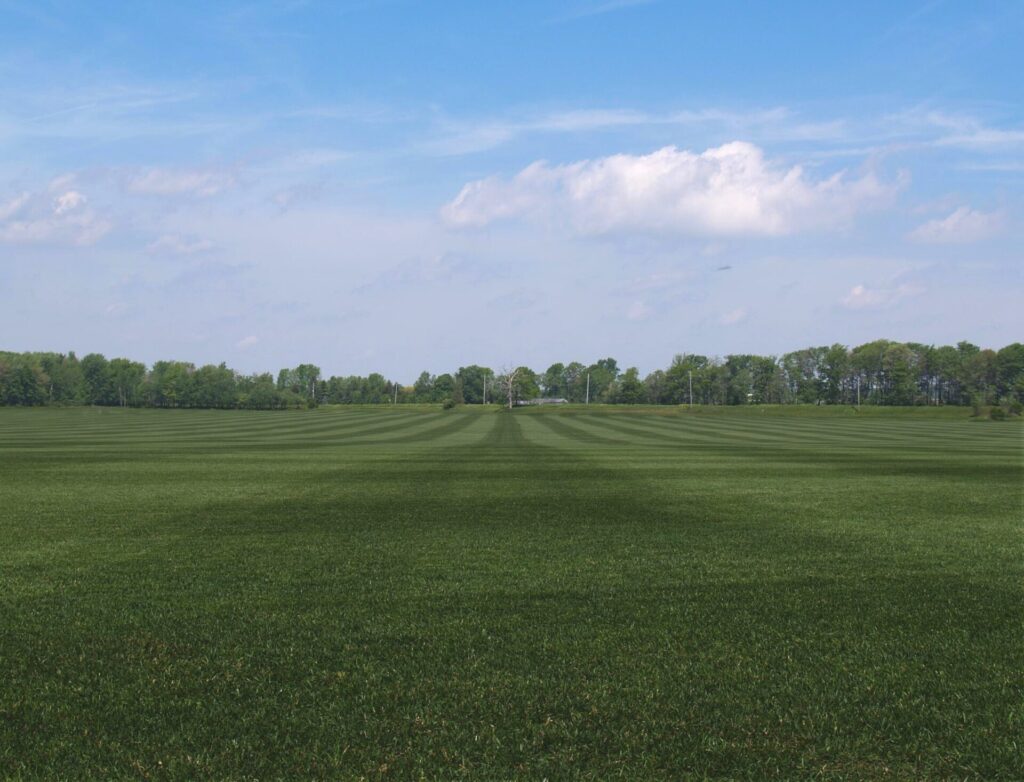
[1,406,1021,780]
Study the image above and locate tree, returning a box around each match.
[666,354,709,405]
[191,363,237,408]
[108,358,146,407]
[433,373,455,403]
[751,356,787,404]
[497,366,538,408]
[644,369,670,404]
[563,362,587,403]
[278,364,321,402]
[724,355,755,405]
[0,362,45,405]
[157,362,196,407]
[412,371,434,402]
[1,340,1020,410]
[820,344,849,404]
[882,343,918,405]
[542,363,566,397]
[782,348,823,404]
[80,353,113,405]
[38,352,82,403]
[587,358,619,402]
[456,365,492,404]
[614,367,646,404]
[995,343,1024,402]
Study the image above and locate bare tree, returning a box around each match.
[498,365,521,409]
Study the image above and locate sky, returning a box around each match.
[1,0,1022,380]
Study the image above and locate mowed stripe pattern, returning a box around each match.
[0,406,1021,780]
[1,404,1014,451]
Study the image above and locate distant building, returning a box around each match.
[517,397,570,406]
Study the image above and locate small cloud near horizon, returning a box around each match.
[908,206,1003,244]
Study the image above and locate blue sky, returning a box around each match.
[1,0,1021,378]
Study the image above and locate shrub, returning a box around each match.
[442,398,456,410]
[989,406,1006,421]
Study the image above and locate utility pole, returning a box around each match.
[482,374,487,405]
[856,375,860,407]
[585,373,590,405]
[394,382,398,405]
[688,370,693,408]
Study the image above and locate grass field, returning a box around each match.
[1,405,1021,780]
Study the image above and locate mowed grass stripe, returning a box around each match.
[0,405,387,442]
[352,408,493,446]
[592,409,1018,455]
[525,411,627,447]
[1,407,1022,780]
[605,413,1021,481]
[668,410,1019,450]
[0,409,447,452]
[0,406,408,445]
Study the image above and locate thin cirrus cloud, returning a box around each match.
[841,283,922,310]
[626,300,652,321]
[908,206,1003,244]
[719,307,747,325]
[146,234,216,255]
[126,167,236,197]
[442,142,899,237]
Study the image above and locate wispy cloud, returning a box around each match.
[357,252,501,293]
[0,193,30,221]
[626,300,652,321]
[551,0,658,23]
[421,105,795,156]
[146,234,217,255]
[0,184,110,245]
[841,283,922,309]
[126,167,237,197]
[908,206,1003,244]
[719,307,747,325]
[957,161,1024,173]
[911,110,1024,150]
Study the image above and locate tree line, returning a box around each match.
[1,339,1022,410]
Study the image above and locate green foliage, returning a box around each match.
[0,407,1020,778]
[612,366,646,404]
[455,365,491,404]
[442,397,457,410]
[2,339,1024,410]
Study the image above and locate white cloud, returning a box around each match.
[127,167,235,197]
[719,307,747,325]
[442,142,897,237]
[236,335,259,349]
[146,234,216,255]
[626,300,651,320]
[908,206,1003,244]
[0,188,110,245]
[53,190,86,215]
[841,283,921,310]
[0,193,29,220]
